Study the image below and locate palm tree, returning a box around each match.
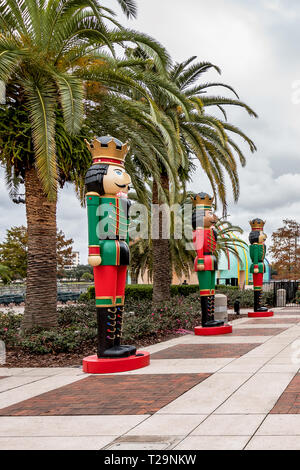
[0,0,175,329]
[0,264,13,284]
[117,52,257,302]
[215,218,248,263]
[129,191,248,286]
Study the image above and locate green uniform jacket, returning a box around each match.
[249,243,266,274]
[87,193,130,266]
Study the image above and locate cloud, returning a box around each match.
[1,0,300,265]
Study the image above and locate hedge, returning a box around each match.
[0,295,203,354]
[79,284,200,301]
[78,283,274,308]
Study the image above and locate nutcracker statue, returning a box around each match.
[82,135,150,373]
[192,193,232,335]
[248,218,274,317]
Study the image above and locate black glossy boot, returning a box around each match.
[202,295,224,327]
[97,307,130,358]
[254,291,268,312]
[201,296,209,327]
[115,306,136,356]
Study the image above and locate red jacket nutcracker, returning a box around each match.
[85,135,136,358]
[192,192,224,327]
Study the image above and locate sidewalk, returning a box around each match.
[0,307,299,450]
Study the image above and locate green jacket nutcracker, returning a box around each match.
[85,135,136,358]
[249,218,268,312]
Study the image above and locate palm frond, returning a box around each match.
[22,75,57,199]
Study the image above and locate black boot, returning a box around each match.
[115,306,136,356]
[97,307,130,358]
[201,296,209,327]
[202,295,224,328]
[254,290,268,312]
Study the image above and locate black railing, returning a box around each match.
[264,281,300,307]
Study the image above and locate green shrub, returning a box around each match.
[20,326,97,354]
[125,284,153,300]
[0,295,202,354]
[216,284,239,291]
[1,284,275,356]
[170,285,199,296]
[0,311,22,347]
[215,286,273,308]
[79,284,200,302]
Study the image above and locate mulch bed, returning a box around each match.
[0,314,246,368]
[0,332,186,368]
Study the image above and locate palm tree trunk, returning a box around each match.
[130,271,138,284]
[152,171,172,303]
[22,167,57,330]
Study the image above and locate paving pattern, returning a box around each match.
[270,374,300,414]
[151,343,260,359]
[229,327,287,336]
[246,318,300,324]
[0,307,299,450]
[0,374,210,416]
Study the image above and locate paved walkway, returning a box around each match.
[0,307,300,450]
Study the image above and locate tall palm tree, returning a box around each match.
[0,0,175,329]
[120,52,257,302]
[129,207,248,286]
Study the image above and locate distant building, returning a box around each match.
[135,233,271,289]
[64,251,80,270]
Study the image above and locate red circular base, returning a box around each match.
[82,350,150,374]
[194,324,232,336]
[248,311,274,318]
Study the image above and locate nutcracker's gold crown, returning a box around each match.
[85,135,129,167]
[249,218,265,231]
[192,192,214,209]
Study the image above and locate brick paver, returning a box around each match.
[271,312,300,315]
[270,374,300,414]
[0,374,210,416]
[151,343,260,359]
[281,307,300,312]
[229,328,287,336]
[245,318,300,324]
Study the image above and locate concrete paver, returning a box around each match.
[0,306,300,450]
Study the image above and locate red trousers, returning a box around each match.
[253,273,263,289]
[94,265,127,307]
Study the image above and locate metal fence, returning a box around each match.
[264,281,300,307]
[0,282,93,305]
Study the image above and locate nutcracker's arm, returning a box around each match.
[86,192,101,266]
[250,244,259,273]
[193,228,205,271]
[126,199,131,245]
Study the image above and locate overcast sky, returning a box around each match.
[1,0,300,263]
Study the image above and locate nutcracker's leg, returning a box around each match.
[96,307,116,357]
[253,273,268,312]
[201,296,209,327]
[94,265,129,358]
[208,295,214,322]
[200,272,223,327]
[115,266,136,355]
[255,291,268,312]
[97,307,133,358]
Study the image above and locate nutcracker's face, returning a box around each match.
[258,231,267,243]
[204,209,215,228]
[102,164,131,195]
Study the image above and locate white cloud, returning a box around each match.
[2,0,300,264]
